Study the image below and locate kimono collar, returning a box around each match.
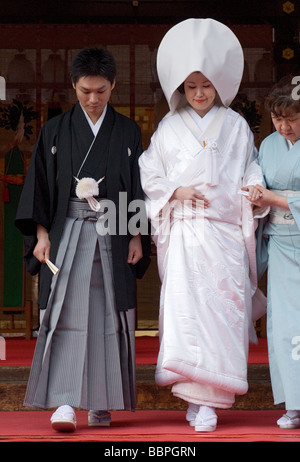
[167,105,228,157]
[186,104,219,132]
[80,103,107,136]
[287,138,300,151]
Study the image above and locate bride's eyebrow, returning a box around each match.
[185,80,210,85]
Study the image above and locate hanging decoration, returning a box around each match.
[0,99,39,308]
[0,99,39,202]
[231,94,262,134]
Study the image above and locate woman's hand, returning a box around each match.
[243,184,289,210]
[170,186,210,208]
[128,234,143,265]
[241,185,263,202]
[33,225,51,263]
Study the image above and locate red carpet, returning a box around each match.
[1,337,298,443]
[1,336,269,367]
[0,409,299,442]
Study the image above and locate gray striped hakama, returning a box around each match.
[24,198,136,411]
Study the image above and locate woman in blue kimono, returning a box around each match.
[253,75,300,429]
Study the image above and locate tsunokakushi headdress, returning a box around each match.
[157,18,244,113]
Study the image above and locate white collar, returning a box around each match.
[186,104,219,132]
[81,104,107,137]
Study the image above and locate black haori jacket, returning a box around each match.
[15,103,151,311]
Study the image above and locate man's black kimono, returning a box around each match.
[15,103,150,312]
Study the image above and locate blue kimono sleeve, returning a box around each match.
[288,196,300,231]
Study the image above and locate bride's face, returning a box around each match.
[184,72,216,117]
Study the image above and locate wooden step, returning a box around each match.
[0,364,283,412]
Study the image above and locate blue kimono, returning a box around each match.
[258,131,300,410]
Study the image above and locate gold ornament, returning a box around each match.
[282,1,295,14]
[282,47,295,60]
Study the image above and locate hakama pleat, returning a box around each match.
[24,200,136,411]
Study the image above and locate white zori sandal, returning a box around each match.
[277,412,300,429]
[194,406,217,432]
[186,403,200,427]
[50,405,76,432]
[88,410,111,427]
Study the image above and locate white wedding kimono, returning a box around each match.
[139,105,267,408]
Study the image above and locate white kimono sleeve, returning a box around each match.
[139,124,181,221]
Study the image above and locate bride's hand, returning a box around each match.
[171,186,210,208]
